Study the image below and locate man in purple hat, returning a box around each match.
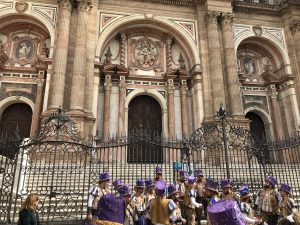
[87,172,110,220]
[144,179,155,225]
[154,166,163,182]
[113,179,123,192]
[168,184,186,225]
[149,180,178,225]
[176,170,187,198]
[183,176,202,225]
[278,183,298,225]
[119,184,135,225]
[239,185,263,225]
[220,179,239,203]
[203,178,219,223]
[194,169,206,223]
[132,180,146,225]
[254,176,281,225]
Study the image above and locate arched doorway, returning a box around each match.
[245,112,266,141]
[127,95,162,163]
[0,103,32,139]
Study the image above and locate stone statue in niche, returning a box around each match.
[17,41,32,60]
[134,38,158,70]
[244,57,256,76]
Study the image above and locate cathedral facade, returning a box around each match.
[0,0,299,141]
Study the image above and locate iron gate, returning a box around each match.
[1,106,300,224]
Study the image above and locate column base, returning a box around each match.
[68,110,95,139]
[202,115,250,129]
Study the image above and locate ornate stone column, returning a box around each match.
[47,0,72,110]
[180,80,189,138]
[206,10,226,112]
[31,72,45,137]
[84,1,97,113]
[196,6,213,120]
[167,79,175,139]
[290,19,300,106]
[221,13,244,118]
[69,0,92,112]
[166,37,173,71]
[118,77,126,136]
[120,33,126,66]
[103,75,112,138]
[268,85,284,140]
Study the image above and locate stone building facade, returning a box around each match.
[0,0,299,141]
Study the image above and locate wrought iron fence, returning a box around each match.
[0,107,300,225]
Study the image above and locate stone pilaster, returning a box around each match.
[221,13,244,119]
[118,77,126,136]
[103,75,112,138]
[267,85,284,140]
[31,73,45,137]
[180,80,189,138]
[70,0,93,112]
[47,0,72,110]
[167,79,175,139]
[206,10,226,112]
[196,6,213,121]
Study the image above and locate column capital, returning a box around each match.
[180,83,188,95]
[58,0,72,10]
[267,85,278,99]
[221,12,233,27]
[77,0,93,12]
[119,79,126,92]
[290,19,300,35]
[167,83,175,95]
[206,10,220,24]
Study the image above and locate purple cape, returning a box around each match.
[207,200,246,225]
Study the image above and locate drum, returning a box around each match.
[207,200,246,225]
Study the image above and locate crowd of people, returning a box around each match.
[85,167,299,225]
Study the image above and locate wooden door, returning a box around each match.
[0,103,32,139]
[128,95,163,163]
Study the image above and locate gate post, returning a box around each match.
[218,105,230,179]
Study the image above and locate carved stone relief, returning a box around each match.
[133,37,159,71]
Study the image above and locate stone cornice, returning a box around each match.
[130,0,195,6]
[232,0,300,16]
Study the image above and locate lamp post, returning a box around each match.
[217,104,230,179]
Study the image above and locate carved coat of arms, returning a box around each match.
[134,38,159,70]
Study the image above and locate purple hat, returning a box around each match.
[155,180,166,196]
[195,169,204,177]
[187,176,196,184]
[167,184,179,197]
[208,200,245,225]
[266,176,277,187]
[238,185,251,199]
[113,179,123,190]
[145,179,154,188]
[179,170,188,178]
[205,178,219,192]
[220,179,232,188]
[155,166,162,174]
[118,184,131,197]
[98,172,110,181]
[279,183,292,194]
[135,180,145,188]
[97,193,126,224]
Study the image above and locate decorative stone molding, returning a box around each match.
[180,82,188,95]
[120,33,126,66]
[267,85,278,99]
[31,4,58,27]
[252,25,263,36]
[119,80,126,92]
[15,1,28,13]
[290,19,300,35]
[206,10,220,25]
[165,37,172,71]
